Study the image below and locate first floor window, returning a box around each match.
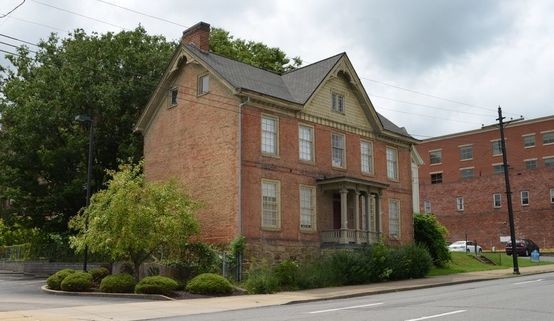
[460,168,474,180]
[493,193,501,208]
[521,191,529,206]
[299,186,316,230]
[388,199,400,238]
[545,157,554,167]
[456,197,464,211]
[262,180,280,228]
[386,147,398,180]
[493,164,504,175]
[550,188,554,203]
[332,133,345,168]
[431,172,443,184]
[525,159,537,169]
[299,125,314,161]
[492,140,502,155]
[261,116,278,155]
[423,200,431,214]
[360,140,373,174]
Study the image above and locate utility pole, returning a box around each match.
[497,106,519,275]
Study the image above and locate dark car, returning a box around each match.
[505,239,540,256]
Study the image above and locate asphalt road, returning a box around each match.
[0,272,151,312]
[152,272,554,321]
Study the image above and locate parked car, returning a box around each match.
[505,239,540,256]
[448,241,483,253]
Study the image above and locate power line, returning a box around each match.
[0,33,39,47]
[0,0,26,18]
[0,40,37,53]
[0,48,20,57]
[9,15,66,32]
[94,0,187,28]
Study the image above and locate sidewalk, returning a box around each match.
[1,264,553,321]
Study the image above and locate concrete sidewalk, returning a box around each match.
[1,264,553,321]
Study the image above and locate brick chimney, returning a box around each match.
[181,22,210,51]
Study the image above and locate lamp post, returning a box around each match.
[75,114,94,272]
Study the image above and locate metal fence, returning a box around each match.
[0,244,30,261]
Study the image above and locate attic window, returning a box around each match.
[198,74,209,95]
[169,87,178,107]
[331,92,344,113]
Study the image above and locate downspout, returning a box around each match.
[237,96,250,235]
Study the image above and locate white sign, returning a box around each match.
[500,236,511,243]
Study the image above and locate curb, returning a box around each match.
[41,285,175,301]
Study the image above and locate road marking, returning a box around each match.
[514,279,543,285]
[308,302,383,314]
[404,310,467,321]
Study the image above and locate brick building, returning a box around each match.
[418,116,554,250]
[135,22,420,262]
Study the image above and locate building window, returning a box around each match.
[169,87,178,106]
[543,132,554,145]
[198,74,209,95]
[429,150,442,165]
[524,159,537,170]
[545,157,554,167]
[331,133,346,168]
[456,197,464,211]
[299,186,316,230]
[386,147,398,180]
[493,164,504,175]
[388,199,400,239]
[423,200,431,214]
[550,188,554,204]
[299,125,314,162]
[491,140,502,156]
[523,135,535,148]
[261,180,280,229]
[460,168,474,180]
[261,116,278,156]
[331,92,344,113]
[493,193,501,208]
[360,140,373,174]
[460,145,473,160]
[430,172,443,184]
[520,191,529,206]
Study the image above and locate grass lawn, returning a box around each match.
[427,252,552,276]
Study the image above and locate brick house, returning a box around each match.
[135,22,420,262]
[418,116,554,250]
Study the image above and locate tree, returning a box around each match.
[413,213,451,267]
[69,162,199,280]
[209,28,302,73]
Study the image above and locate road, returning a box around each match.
[152,272,554,321]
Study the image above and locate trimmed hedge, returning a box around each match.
[89,267,110,284]
[135,276,178,296]
[60,271,93,292]
[46,269,76,290]
[186,273,233,295]
[99,274,136,293]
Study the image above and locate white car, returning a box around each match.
[448,241,483,253]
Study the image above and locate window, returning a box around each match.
[430,172,443,184]
[423,200,431,214]
[523,135,535,148]
[298,125,314,162]
[169,87,178,106]
[429,150,442,165]
[550,188,554,204]
[460,168,474,180]
[299,186,316,230]
[545,157,554,167]
[198,74,209,95]
[524,159,537,169]
[460,145,473,160]
[456,197,464,211]
[521,191,529,206]
[388,199,400,239]
[261,116,278,155]
[332,133,346,168]
[386,147,398,180]
[493,193,501,208]
[261,180,280,228]
[543,132,554,145]
[493,164,504,175]
[491,140,502,156]
[360,140,373,174]
[331,92,344,113]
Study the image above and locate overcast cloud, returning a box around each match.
[1,0,553,138]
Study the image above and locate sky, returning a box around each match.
[1,0,553,139]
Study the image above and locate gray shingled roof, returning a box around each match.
[186,44,411,137]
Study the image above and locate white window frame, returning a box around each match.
[493,163,504,175]
[456,196,464,211]
[491,139,502,156]
[331,92,345,113]
[542,131,554,145]
[261,115,278,156]
[298,124,314,162]
[493,193,501,208]
[197,74,209,96]
[360,140,374,174]
[423,200,431,214]
[299,185,316,231]
[430,171,443,184]
[429,149,442,165]
[550,188,554,204]
[388,199,400,239]
[169,87,178,107]
[524,158,537,170]
[386,147,399,180]
[261,179,281,229]
[459,167,474,180]
[331,132,346,168]
[520,191,529,206]
[459,144,473,161]
[522,134,536,148]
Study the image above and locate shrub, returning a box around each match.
[89,267,110,284]
[295,260,336,290]
[414,214,451,267]
[119,262,135,275]
[387,245,432,280]
[243,264,279,294]
[273,259,299,289]
[135,276,178,296]
[99,274,136,293]
[187,273,233,295]
[46,269,76,290]
[60,271,93,292]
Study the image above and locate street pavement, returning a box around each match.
[1,264,554,321]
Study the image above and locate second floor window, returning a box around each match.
[331,92,344,113]
[460,145,473,160]
[299,125,314,162]
[261,116,278,155]
[429,150,442,164]
[492,140,502,156]
[386,147,398,180]
[546,157,554,167]
[523,135,535,147]
[332,133,345,168]
[360,141,373,174]
[198,74,209,95]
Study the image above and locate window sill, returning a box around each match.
[261,226,281,232]
[197,92,209,97]
[262,153,280,159]
[430,163,442,166]
[299,159,315,166]
[361,171,375,177]
[460,158,473,161]
[332,165,347,171]
[524,146,535,149]
[543,142,554,146]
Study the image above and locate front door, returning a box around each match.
[333,193,341,229]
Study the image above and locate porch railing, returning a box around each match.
[320,229,381,245]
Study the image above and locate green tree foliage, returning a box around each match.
[0,28,175,232]
[69,162,199,280]
[209,28,302,73]
[413,213,451,267]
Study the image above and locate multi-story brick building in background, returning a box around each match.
[135,22,421,262]
[418,115,554,250]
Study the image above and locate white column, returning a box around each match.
[354,190,360,244]
[340,188,348,244]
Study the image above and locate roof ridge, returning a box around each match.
[282,52,345,75]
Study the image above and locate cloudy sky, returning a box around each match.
[1,0,553,138]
